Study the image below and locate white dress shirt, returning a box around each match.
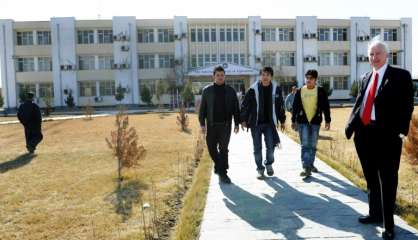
[360,63,388,121]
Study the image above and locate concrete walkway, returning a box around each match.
[199,131,418,240]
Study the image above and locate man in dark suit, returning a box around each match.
[345,39,414,240]
[199,66,240,184]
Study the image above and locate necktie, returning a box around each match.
[362,72,379,125]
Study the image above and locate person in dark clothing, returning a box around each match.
[345,40,414,240]
[199,66,240,184]
[17,92,43,154]
[291,69,331,178]
[240,67,286,179]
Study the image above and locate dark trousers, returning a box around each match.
[206,124,231,175]
[354,123,402,231]
[24,127,43,151]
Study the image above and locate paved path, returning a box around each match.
[199,131,418,240]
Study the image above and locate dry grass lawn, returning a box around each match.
[0,113,200,240]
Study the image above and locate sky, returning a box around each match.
[0,0,417,87]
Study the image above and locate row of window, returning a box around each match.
[262,52,296,66]
[79,80,115,97]
[18,83,54,98]
[16,31,51,45]
[261,28,294,42]
[318,76,350,90]
[190,27,246,42]
[190,53,248,68]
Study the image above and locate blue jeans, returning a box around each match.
[298,124,320,169]
[250,123,275,171]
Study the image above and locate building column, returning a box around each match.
[248,16,261,84]
[400,18,412,73]
[296,16,318,87]
[174,16,188,86]
[0,19,17,109]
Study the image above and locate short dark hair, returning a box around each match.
[260,66,274,77]
[305,69,318,79]
[26,92,35,100]
[213,66,225,75]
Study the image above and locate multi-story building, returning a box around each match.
[0,16,412,109]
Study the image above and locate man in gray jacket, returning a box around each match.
[199,66,240,184]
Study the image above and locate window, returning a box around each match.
[191,29,196,42]
[220,54,226,63]
[233,28,239,41]
[98,30,113,44]
[318,76,331,87]
[239,28,245,41]
[262,52,276,66]
[19,83,36,97]
[98,56,114,70]
[370,28,381,38]
[211,28,216,42]
[77,30,94,44]
[318,28,330,41]
[197,28,203,42]
[278,28,294,41]
[220,28,225,41]
[197,54,204,67]
[211,54,217,65]
[159,54,174,68]
[78,56,95,70]
[319,52,331,66]
[158,29,174,43]
[388,52,398,65]
[279,52,295,66]
[233,54,239,64]
[262,28,276,41]
[37,31,51,45]
[333,28,348,41]
[16,32,33,45]
[138,29,154,43]
[16,57,35,72]
[333,76,349,90]
[240,54,246,65]
[39,83,54,98]
[138,54,155,69]
[191,54,197,68]
[384,28,398,41]
[226,54,233,63]
[79,81,97,97]
[226,28,232,41]
[99,80,115,96]
[38,57,52,71]
[204,28,210,42]
[334,52,349,66]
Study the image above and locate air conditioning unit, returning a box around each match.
[174,34,179,40]
[174,59,182,65]
[310,33,317,39]
[112,63,119,69]
[121,35,129,41]
[365,35,370,41]
[60,65,65,70]
[121,45,130,51]
[181,33,186,38]
[303,33,309,39]
[67,65,73,70]
[311,56,317,62]
[94,96,103,102]
[255,29,261,34]
[256,57,261,62]
[113,35,119,41]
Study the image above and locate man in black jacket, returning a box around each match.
[241,67,286,179]
[199,66,240,184]
[291,69,331,178]
[345,39,414,240]
[17,92,43,154]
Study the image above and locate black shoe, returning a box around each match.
[219,174,231,184]
[358,215,383,224]
[311,165,318,173]
[266,164,274,176]
[382,230,395,240]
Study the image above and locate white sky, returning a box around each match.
[1,0,417,87]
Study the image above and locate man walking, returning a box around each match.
[345,39,414,240]
[199,66,240,184]
[17,92,43,154]
[241,67,286,179]
[291,69,331,178]
[285,86,297,112]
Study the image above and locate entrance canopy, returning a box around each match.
[187,63,259,77]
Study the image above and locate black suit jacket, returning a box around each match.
[345,65,414,139]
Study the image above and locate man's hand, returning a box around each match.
[291,122,298,131]
[201,126,206,135]
[280,123,285,132]
[324,122,330,131]
[234,125,239,134]
[241,121,247,131]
